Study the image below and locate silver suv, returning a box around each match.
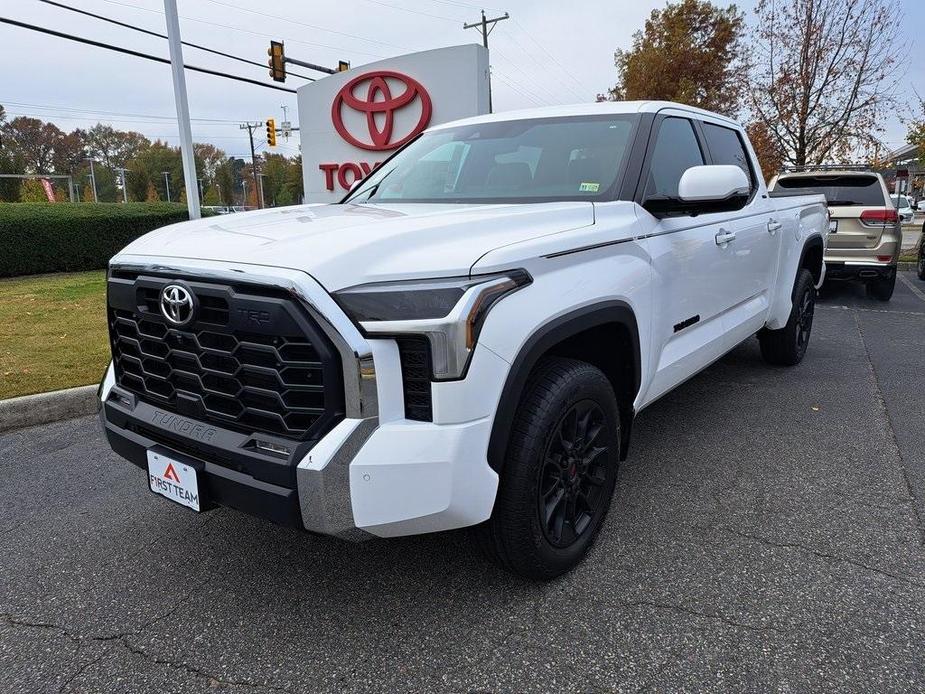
[769,167,900,301]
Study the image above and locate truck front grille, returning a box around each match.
[107,273,344,441]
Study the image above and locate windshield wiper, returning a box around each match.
[348,167,394,203]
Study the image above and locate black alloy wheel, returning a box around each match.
[538,400,610,548]
[795,284,815,358]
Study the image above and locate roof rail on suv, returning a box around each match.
[781,164,875,173]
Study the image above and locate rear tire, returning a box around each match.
[759,268,816,367]
[866,272,896,301]
[917,243,925,281]
[474,357,621,580]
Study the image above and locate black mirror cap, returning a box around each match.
[642,192,750,218]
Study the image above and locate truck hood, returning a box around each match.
[116,202,594,291]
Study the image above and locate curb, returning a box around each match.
[0,385,98,433]
[898,261,917,271]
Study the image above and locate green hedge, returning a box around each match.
[0,203,211,278]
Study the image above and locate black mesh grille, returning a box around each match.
[396,336,433,422]
[108,274,343,441]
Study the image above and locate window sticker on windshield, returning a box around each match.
[579,182,600,192]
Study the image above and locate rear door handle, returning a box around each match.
[768,219,783,234]
[715,229,737,246]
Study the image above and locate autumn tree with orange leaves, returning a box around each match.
[602,0,747,115]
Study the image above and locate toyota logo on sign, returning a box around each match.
[332,70,433,151]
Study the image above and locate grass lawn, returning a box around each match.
[0,271,109,400]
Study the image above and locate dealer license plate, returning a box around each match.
[146,450,201,512]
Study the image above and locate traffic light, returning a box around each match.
[267,41,285,82]
[266,119,277,147]
[337,60,350,72]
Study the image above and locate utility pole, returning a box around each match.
[163,0,201,219]
[88,158,99,203]
[162,171,171,202]
[240,122,263,208]
[258,173,268,208]
[463,10,509,113]
[115,167,129,202]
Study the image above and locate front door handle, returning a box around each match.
[768,219,783,234]
[715,229,737,246]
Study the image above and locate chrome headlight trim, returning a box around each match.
[351,270,531,380]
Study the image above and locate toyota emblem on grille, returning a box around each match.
[160,284,196,326]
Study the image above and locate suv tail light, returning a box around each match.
[860,209,898,227]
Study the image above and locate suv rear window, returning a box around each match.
[775,175,885,206]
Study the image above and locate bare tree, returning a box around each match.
[749,0,903,166]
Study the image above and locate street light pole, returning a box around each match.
[163,0,201,219]
[88,158,99,203]
[116,167,129,203]
[162,171,171,202]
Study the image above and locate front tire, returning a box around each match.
[917,242,925,281]
[474,357,621,580]
[866,271,896,301]
[759,268,816,366]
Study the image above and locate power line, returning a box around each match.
[0,16,297,93]
[200,0,410,51]
[511,19,593,97]
[357,0,462,22]
[38,0,316,81]
[95,0,391,59]
[0,100,251,124]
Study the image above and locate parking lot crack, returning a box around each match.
[854,312,925,546]
[57,643,109,694]
[614,598,782,633]
[719,526,925,589]
[114,637,300,693]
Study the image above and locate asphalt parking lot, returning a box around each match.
[2,273,924,693]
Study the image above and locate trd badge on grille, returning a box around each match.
[160,284,197,326]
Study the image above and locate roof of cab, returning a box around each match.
[426,100,741,132]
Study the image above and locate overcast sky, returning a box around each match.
[1,0,922,161]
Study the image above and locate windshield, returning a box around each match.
[344,114,640,204]
[775,175,885,206]
[890,195,910,208]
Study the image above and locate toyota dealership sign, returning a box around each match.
[298,44,490,202]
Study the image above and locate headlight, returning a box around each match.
[335,270,531,379]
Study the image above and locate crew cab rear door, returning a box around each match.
[697,120,779,312]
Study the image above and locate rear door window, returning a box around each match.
[775,175,885,206]
[702,123,755,191]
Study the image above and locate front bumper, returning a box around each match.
[100,257,505,540]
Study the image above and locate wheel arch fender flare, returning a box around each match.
[486,300,641,474]
[798,233,826,290]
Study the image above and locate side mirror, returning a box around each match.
[678,165,750,203]
[644,165,751,217]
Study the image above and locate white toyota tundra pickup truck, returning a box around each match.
[99,101,828,578]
